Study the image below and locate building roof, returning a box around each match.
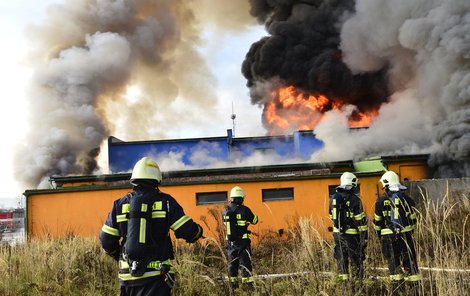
[24,154,429,194]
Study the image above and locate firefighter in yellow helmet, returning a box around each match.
[99,157,203,296]
[329,172,368,283]
[374,171,421,295]
[222,186,258,290]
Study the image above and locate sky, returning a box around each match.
[0,1,267,203]
[0,1,50,203]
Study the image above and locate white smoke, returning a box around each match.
[15,0,256,189]
[316,0,470,176]
[22,32,132,189]
[312,89,432,162]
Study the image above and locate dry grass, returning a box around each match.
[0,236,117,295]
[0,189,468,295]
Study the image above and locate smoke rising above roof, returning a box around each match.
[243,0,470,177]
[243,0,389,112]
[14,0,469,190]
[14,0,254,189]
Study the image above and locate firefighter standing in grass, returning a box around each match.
[99,157,203,296]
[328,172,368,282]
[222,186,258,290]
[374,170,421,295]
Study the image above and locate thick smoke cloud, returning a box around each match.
[338,0,470,177]
[14,0,469,190]
[242,0,390,122]
[244,0,470,177]
[15,0,253,189]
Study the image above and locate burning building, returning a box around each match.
[23,130,429,240]
[242,0,469,176]
[14,0,469,194]
[16,1,469,239]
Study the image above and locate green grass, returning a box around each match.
[0,190,469,295]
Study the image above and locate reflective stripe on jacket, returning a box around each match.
[373,191,417,236]
[328,191,368,236]
[222,203,258,241]
[99,185,201,286]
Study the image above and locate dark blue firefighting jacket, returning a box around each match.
[374,191,417,236]
[222,203,258,242]
[99,185,202,286]
[328,190,368,236]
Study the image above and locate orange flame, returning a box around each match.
[264,85,376,135]
[348,109,377,128]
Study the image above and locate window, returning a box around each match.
[196,191,227,205]
[262,188,294,202]
[328,185,361,196]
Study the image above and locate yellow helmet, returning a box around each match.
[380,171,406,191]
[230,186,245,199]
[130,157,162,183]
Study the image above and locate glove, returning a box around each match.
[105,248,120,262]
[186,224,203,243]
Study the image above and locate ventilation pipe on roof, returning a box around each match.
[227,129,233,146]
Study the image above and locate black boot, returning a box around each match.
[242,282,254,292]
[391,280,404,296]
[230,282,239,290]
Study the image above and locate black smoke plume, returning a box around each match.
[243,0,470,178]
[242,0,390,119]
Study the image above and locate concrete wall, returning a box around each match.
[406,177,470,202]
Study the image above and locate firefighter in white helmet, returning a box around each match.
[328,172,368,283]
[99,157,203,296]
[374,171,421,295]
[222,186,258,290]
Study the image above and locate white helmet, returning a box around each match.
[230,186,246,199]
[337,172,357,190]
[380,171,406,191]
[130,157,162,183]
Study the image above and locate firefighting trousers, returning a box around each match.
[333,233,365,280]
[380,232,419,279]
[227,242,253,282]
[120,276,171,296]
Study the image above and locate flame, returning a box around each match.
[264,85,377,134]
[348,109,378,128]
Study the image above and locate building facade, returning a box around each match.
[24,153,428,241]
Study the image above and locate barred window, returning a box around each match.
[262,188,294,202]
[196,191,227,205]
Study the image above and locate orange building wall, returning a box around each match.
[26,159,427,241]
[386,161,428,181]
[27,188,126,238]
[27,176,382,241]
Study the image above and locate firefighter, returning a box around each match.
[99,157,203,296]
[222,186,258,290]
[374,170,421,294]
[328,172,368,282]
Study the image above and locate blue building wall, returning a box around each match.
[108,130,324,173]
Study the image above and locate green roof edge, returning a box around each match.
[353,158,386,173]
